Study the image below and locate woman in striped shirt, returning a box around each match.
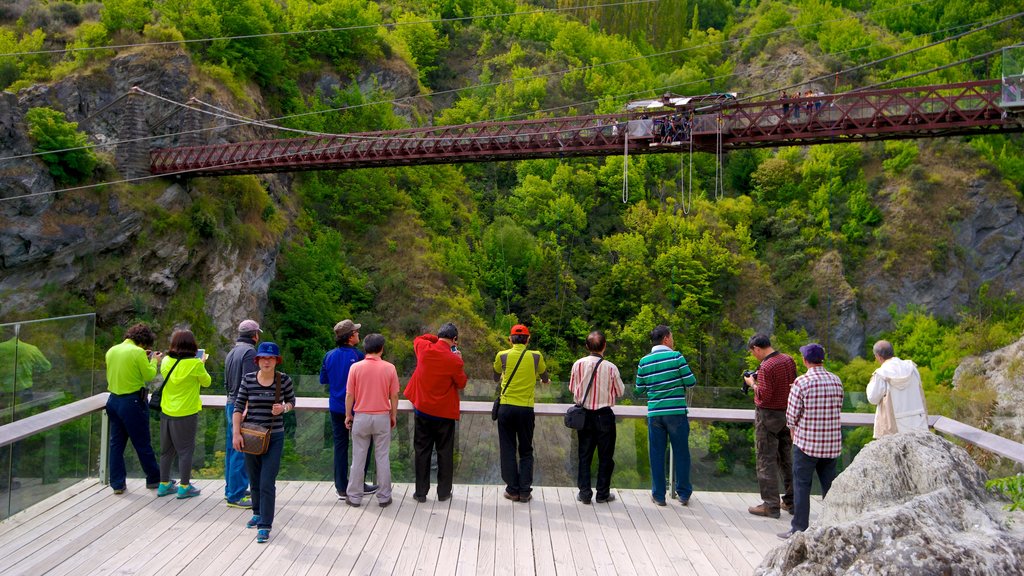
[231,342,296,544]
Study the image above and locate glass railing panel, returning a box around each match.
[112,376,878,494]
[0,314,97,519]
[1,416,97,521]
[0,314,97,423]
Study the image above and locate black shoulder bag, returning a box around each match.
[149,359,182,415]
[565,358,604,430]
[492,347,529,421]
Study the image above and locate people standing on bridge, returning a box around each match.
[223,319,260,509]
[744,333,797,519]
[320,319,378,500]
[866,340,928,438]
[345,334,399,507]
[636,325,697,506]
[779,343,844,539]
[156,329,211,499]
[104,323,162,494]
[781,91,790,118]
[568,331,624,505]
[404,323,468,503]
[232,342,296,544]
[494,324,551,503]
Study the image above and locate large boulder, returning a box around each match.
[756,433,1024,575]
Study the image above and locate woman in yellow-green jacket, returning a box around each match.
[156,329,211,499]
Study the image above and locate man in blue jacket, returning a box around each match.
[321,319,376,499]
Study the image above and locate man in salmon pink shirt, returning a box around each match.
[404,323,468,503]
[345,334,399,507]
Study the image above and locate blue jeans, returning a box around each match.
[224,404,249,502]
[245,431,284,530]
[791,445,837,532]
[106,392,160,490]
[648,414,692,500]
[330,411,350,494]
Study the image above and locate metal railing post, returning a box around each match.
[669,445,675,499]
[99,410,109,485]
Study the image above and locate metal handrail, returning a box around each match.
[2,394,1022,465]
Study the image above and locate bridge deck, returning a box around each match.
[0,479,819,575]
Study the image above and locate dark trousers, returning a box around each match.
[413,413,456,499]
[577,407,616,500]
[330,410,372,494]
[755,407,794,510]
[497,404,535,496]
[106,392,160,490]
[159,413,198,485]
[245,431,284,530]
[791,445,837,532]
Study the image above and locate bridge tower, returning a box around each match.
[115,87,149,179]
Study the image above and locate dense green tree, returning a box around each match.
[24,107,97,185]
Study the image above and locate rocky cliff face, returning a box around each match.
[757,433,1024,575]
[859,175,1024,337]
[0,45,425,339]
[953,335,1024,444]
[0,48,280,338]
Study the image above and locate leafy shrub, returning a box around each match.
[142,23,185,43]
[24,107,98,185]
[0,28,46,90]
[882,140,919,176]
[986,474,1024,511]
[100,0,153,34]
[51,2,83,27]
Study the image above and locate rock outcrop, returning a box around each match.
[953,335,1024,444]
[859,177,1024,335]
[757,433,1024,575]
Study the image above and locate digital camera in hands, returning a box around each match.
[741,370,757,395]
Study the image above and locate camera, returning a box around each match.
[741,370,757,395]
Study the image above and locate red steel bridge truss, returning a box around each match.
[150,80,1022,177]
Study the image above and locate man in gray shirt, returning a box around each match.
[223,319,260,508]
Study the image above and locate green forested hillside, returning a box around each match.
[3,0,1024,448]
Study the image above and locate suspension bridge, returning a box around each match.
[141,79,1023,178]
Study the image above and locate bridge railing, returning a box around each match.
[3,385,1022,522]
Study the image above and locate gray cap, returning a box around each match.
[238,319,262,333]
[333,319,362,337]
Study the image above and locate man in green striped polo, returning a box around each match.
[636,325,697,506]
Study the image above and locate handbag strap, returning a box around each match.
[499,346,529,400]
[156,359,182,391]
[578,358,604,407]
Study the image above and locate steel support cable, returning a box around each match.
[622,125,630,203]
[713,114,724,201]
[0,0,660,57]
[0,2,971,164]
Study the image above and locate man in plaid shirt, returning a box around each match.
[779,343,844,539]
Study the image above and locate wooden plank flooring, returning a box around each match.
[0,479,823,576]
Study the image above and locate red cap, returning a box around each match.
[510,324,530,336]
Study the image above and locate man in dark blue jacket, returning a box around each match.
[320,319,376,499]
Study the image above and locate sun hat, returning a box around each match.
[255,342,283,363]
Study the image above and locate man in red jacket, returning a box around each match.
[404,323,468,503]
